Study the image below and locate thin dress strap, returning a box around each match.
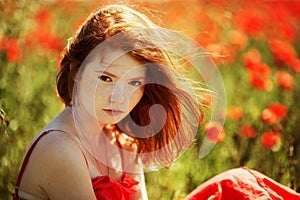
[13,129,88,199]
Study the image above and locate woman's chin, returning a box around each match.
[97,116,125,125]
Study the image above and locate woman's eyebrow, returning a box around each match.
[96,69,147,79]
[95,70,118,78]
[129,76,146,80]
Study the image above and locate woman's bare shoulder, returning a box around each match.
[28,131,88,179]
[29,130,95,199]
[32,130,86,171]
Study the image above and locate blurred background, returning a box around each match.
[1,0,300,199]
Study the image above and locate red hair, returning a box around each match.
[56,4,203,168]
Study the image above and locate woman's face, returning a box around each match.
[77,48,146,124]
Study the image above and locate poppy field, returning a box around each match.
[1,0,300,199]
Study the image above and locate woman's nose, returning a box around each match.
[110,84,125,103]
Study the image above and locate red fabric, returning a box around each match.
[185,167,300,200]
[92,173,139,200]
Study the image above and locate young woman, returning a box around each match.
[13,4,203,200]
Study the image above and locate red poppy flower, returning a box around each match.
[260,131,281,149]
[204,121,226,143]
[268,39,297,66]
[228,30,248,50]
[25,30,64,53]
[243,50,273,91]
[242,48,261,70]
[0,37,23,64]
[289,58,300,74]
[235,10,265,37]
[226,106,243,120]
[24,7,64,53]
[268,103,288,119]
[276,70,294,91]
[240,124,257,138]
[260,109,278,125]
[249,75,272,91]
[38,30,64,52]
[7,39,23,63]
[34,8,52,26]
[278,23,297,42]
[260,103,287,125]
[267,2,297,42]
[0,37,23,63]
[249,62,271,78]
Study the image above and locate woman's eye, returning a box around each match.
[98,75,113,82]
[129,80,143,87]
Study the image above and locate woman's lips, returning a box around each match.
[103,109,124,116]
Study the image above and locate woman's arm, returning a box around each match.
[133,170,148,200]
[126,168,148,200]
[122,153,148,200]
[34,131,97,200]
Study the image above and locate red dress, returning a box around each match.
[185,166,300,200]
[92,174,138,200]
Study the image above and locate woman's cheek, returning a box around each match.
[129,88,144,110]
